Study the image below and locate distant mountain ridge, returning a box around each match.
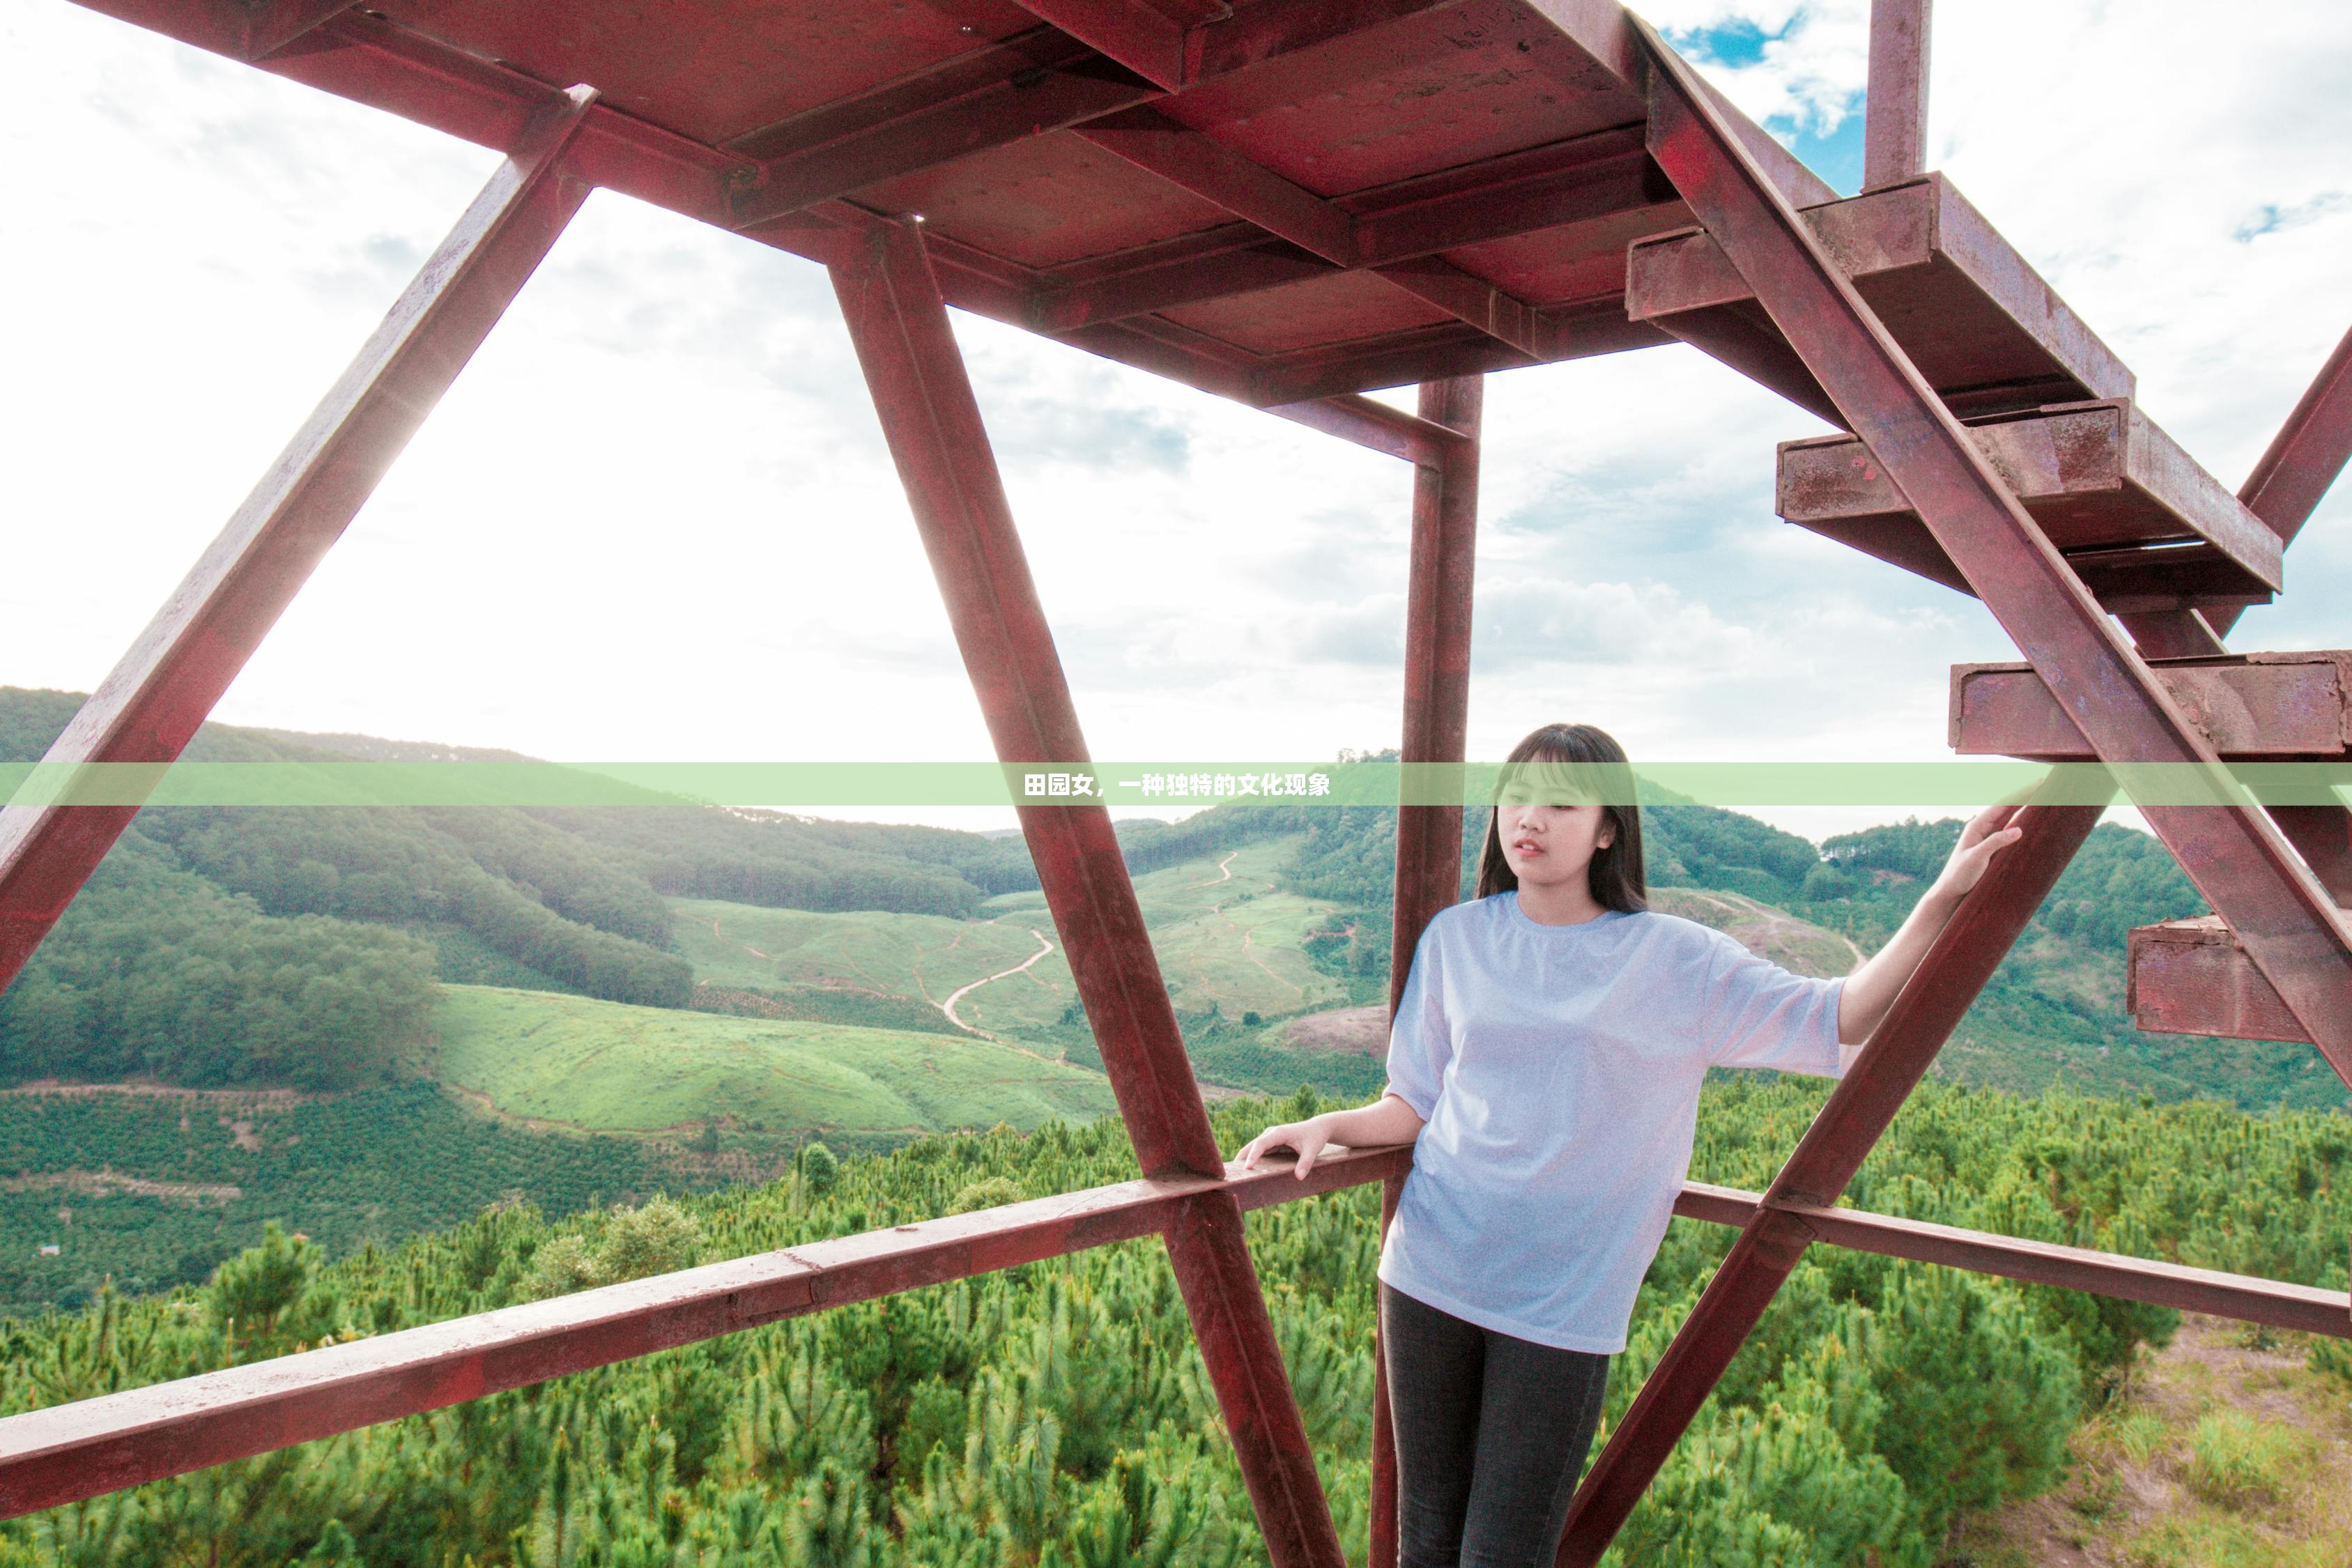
[3,689,2337,1113]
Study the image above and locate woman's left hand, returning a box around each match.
[1930,799,2028,904]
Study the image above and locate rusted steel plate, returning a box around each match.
[0,86,597,999]
[1627,174,2135,420]
[0,1149,1410,1523]
[1781,400,2282,608]
[2126,916,2312,1043]
[1951,653,2352,760]
[66,2,1812,405]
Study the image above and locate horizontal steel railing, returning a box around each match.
[0,1144,2342,1520]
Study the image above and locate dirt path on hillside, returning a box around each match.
[1952,1313,2352,1564]
[939,928,1056,1043]
[3,1169,243,1205]
[0,1082,328,1107]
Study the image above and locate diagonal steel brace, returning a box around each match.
[1558,19,2352,1559]
[828,219,1345,1568]
[0,84,599,1001]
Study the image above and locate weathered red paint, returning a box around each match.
[1390,376,1484,997]
[829,218,1344,1568]
[6,1142,2337,1526]
[22,3,2352,1555]
[1863,0,1930,189]
[0,1147,1408,1522]
[0,84,596,1000]
[1265,394,1474,467]
[1638,18,2352,1092]
[1369,372,1482,1568]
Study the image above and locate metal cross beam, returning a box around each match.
[828,218,1345,1568]
[1636,21,2352,1088]
[724,0,1469,229]
[0,84,598,998]
[1556,23,2352,1560]
[6,1141,2337,1522]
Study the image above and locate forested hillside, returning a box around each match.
[0,689,1051,1088]
[0,1082,2343,1567]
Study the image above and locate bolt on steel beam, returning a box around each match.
[0,84,598,1001]
[828,218,1346,1568]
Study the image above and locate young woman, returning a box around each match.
[1233,722,2024,1568]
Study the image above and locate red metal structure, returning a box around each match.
[2,0,2349,1560]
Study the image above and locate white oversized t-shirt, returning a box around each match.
[1376,892,1853,1354]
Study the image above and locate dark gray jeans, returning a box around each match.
[1381,1281,1611,1568]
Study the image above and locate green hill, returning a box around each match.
[434,985,1119,1143]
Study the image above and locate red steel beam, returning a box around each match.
[1388,375,1484,997]
[730,40,1159,226]
[1068,106,1580,360]
[8,1137,2333,1525]
[2211,323,2352,888]
[1369,372,1481,1568]
[1245,306,1667,406]
[2210,321,2352,636]
[1067,109,1556,360]
[1862,0,1930,189]
[242,0,352,59]
[1562,22,2352,1556]
[1674,1182,2352,1339]
[1557,797,2105,1565]
[1075,107,1355,263]
[1633,20,2352,1088]
[829,219,1345,1568]
[0,85,597,1000]
[1005,0,1193,91]
[1029,138,1668,335]
[2127,323,2352,660]
[727,0,1472,228]
[0,1146,1411,1521]
[1263,394,1474,467]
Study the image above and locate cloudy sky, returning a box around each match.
[3,1,2349,841]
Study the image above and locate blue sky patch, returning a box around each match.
[1774,105,1866,198]
[1663,19,1792,70]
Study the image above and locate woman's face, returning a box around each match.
[1496,768,1615,891]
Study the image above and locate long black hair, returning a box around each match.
[1474,723,1647,911]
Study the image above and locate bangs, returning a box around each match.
[1493,749,1638,808]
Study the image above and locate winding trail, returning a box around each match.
[939,928,1057,1041]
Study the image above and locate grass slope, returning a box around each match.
[433,985,1119,1139]
[1955,1314,2352,1566]
[671,836,1351,1040]
[670,900,1073,1037]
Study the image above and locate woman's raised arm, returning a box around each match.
[1836,799,2027,1045]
